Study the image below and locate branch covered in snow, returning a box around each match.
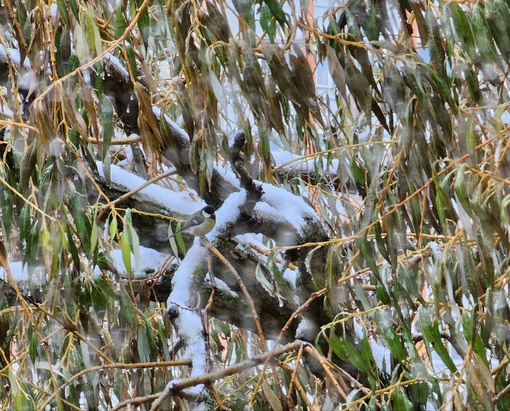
[1,44,344,384]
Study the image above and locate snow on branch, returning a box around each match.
[95,162,204,216]
[165,190,247,401]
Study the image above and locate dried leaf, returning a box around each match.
[466,353,495,410]
[32,99,58,149]
[59,84,88,141]
[325,45,347,101]
[344,54,372,117]
[411,2,429,45]
[262,380,282,411]
[134,82,164,152]
[79,74,99,139]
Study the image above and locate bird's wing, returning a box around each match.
[181,215,204,231]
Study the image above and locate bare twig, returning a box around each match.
[202,238,268,349]
[149,340,304,410]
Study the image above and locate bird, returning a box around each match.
[168,205,216,239]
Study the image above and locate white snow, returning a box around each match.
[254,201,288,225]
[103,246,171,278]
[3,245,170,293]
[0,45,23,66]
[283,266,298,287]
[152,107,190,142]
[0,45,35,91]
[214,165,241,189]
[353,320,391,375]
[166,238,209,397]
[164,190,251,399]
[370,336,392,375]
[96,162,205,215]
[204,275,238,297]
[206,190,247,239]
[295,317,316,341]
[272,150,300,166]
[168,239,208,305]
[258,182,318,234]
[1,262,46,285]
[104,53,130,82]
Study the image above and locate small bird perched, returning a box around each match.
[168,205,216,239]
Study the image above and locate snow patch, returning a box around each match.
[168,239,208,307]
[295,317,316,341]
[96,162,204,215]
[259,182,318,234]
[152,106,190,142]
[100,246,171,278]
[207,190,247,239]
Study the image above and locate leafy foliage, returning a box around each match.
[1,0,510,409]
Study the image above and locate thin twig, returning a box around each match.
[32,0,151,107]
[98,169,177,217]
[149,340,304,411]
[304,345,348,401]
[201,238,268,349]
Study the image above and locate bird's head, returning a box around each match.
[202,205,216,220]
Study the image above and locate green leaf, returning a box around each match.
[325,333,378,386]
[69,0,79,20]
[419,307,457,373]
[462,310,487,361]
[57,0,69,25]
[263,0,287,26]
[345,54,372,117]
[393,387,413,411]
[375,312,406,363]
[14,390,30,411]
[260,4,277,43]
[100,95,114,160]
[66,225,81,269]
[137,324,150,363]
[114,6,127,40]
[88,216,97,254]
[145,321,159,359]
[465,116,476,159]
[486,0,510,61]
[86,277,116,317]
[125,46,137,80]
[359,332,378,390]
[357,237,381,282]
[28,326,38,364]
[450,4,476,61]
[119,290,137,328]
[454,164,472,217]
[409,382,429,408]
[471,4,499,67]
[69,193,92,254]
[85,6,101,58]
[120,226,132,274]
[464,65,483,104]
[109,214,118,243]
[466,353,495,409]
[374,221,390,263]
[138,5,150,44]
